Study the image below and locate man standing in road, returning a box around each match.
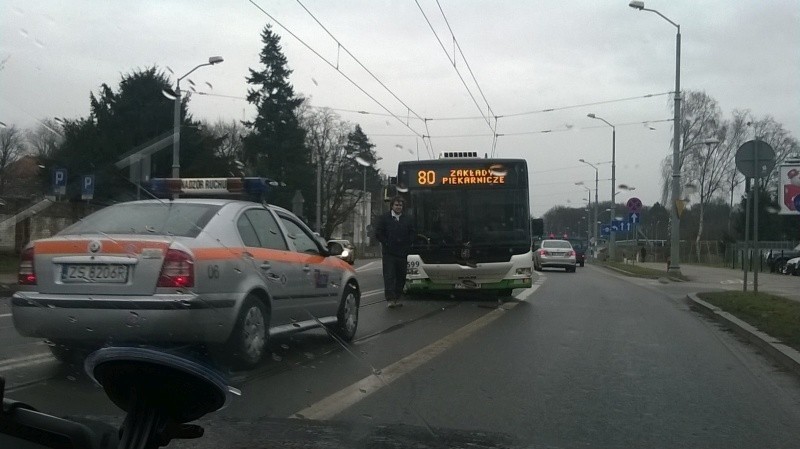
[375,196,415,308]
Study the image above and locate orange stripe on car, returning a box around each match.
[34,240,170,254]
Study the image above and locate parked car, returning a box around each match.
[533,239,577,273]
[328,239,355,264]
[782,256,800,275]
[766,245,800,273]
[12,189,361,369]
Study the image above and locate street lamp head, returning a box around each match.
[629,1,645,10]
[587,113,596,119]
[208,56,224,65]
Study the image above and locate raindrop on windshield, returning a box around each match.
[359,388,367,394]
[34,38,44,48]
[280,343,289,350]
[303,352,314,359]
[67,316,77,323]
[311,78,318,86]
[66,375,77,382]
[227,386,242,396]
[205,82,213,89]
[85,327,94,332]
[19,29,29,38]
[145,225,156,233]
[361,414,374,420]
[0,121,7,128]
[395,185,409,193]
[44,339,56,347]
[233,267,242,274]
[161,88,177,100]
[372,368,382,375]
[166,66,174,74]
[271,353,283,362]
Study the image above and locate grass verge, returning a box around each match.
[600,261,690,281]
[698,291,800,352]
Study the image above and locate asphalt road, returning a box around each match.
[3,261,800,448]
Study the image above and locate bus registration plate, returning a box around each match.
[454,281,480,289]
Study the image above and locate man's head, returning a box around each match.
[391,196,405,215]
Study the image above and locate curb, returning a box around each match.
[687,293,800,378]
[602,264,685,282]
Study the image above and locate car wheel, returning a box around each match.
[227,294,269,369]
[332,284,360,342]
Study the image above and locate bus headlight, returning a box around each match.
[515,267,532,276]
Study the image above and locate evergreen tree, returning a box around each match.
[243,24,312,213]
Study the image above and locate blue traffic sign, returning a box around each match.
[629,212,640,224]
[82,175,95,200]
[611,220,631,232]
[53,168,67,195]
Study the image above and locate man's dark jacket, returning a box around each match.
[374,212,415,257]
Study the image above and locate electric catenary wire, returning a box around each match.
[413,0,497,152]
[293,0,435,157]
[248,0,434,158]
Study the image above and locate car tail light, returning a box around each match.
[568,250,576,257]
[158,249,194,288]
[18,247,36,285]
[539,249,549,256]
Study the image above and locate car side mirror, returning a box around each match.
[327,242,344,256]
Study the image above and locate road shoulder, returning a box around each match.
[687,293,800,377]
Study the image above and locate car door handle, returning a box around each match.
[260,262,272,270]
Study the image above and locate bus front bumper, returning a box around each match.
[405,277,531,292]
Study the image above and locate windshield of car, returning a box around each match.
[59,202,221,238]
[2,2,800,449]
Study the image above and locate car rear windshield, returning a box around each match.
[543,240,571,249]
[59,203,222,238]
[568,240,586,250]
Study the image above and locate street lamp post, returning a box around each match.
[629,0,682,273]
[579,159,599,242]
[587,114,616,259]
[172,56,224,178]
[575,182,592,239]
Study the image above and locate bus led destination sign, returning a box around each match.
[415,166,508,187]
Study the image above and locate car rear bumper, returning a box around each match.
[11,292,238,344]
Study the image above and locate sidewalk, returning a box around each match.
[636,262,800,302]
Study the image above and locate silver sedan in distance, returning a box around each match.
[533,239,577,273]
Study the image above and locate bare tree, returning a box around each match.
[300,107,364,239]
[0,125,26,193]
[662,90,722,203]
[25,118,64,159]
[204,119,247,174]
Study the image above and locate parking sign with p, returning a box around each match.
[53,168,67,196]
[82,175,95,200]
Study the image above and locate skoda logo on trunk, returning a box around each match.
[88,240,102,253]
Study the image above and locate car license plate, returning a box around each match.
[454,281,480,289]
[61,264,129,283]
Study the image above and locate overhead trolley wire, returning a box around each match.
[248,0,434,157]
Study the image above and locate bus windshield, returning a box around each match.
[410,188,529,247]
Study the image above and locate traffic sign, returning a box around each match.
[626,197,642,212]
[735,140,775,179]
[82,175,95,200]
[611,220,630,232]
[629,212,640,224]
[53,168,67,195]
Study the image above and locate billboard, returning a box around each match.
[778,164,800,215]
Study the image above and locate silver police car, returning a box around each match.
[12,192,360,369]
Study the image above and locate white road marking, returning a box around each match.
[292,277,546,420]
[0,313,11,318]
[0,352,54,372]
[355,261,381,272]
[360,289,383,298]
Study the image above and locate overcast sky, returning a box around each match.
[1,0,798,216]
